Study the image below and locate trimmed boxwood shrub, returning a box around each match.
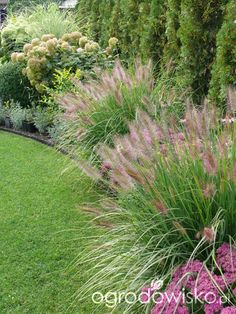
[0,62,35,107]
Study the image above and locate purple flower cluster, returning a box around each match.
[145,243,236,314]
[217,243,236,274]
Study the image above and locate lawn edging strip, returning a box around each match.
[0,126,72,156]
[0,126,53,146]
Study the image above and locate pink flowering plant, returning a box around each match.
[75,87,236,313]
[144,242,236,313]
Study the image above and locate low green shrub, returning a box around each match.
[47,116,73,146]
[0,103,5,125]
[9,102,26,129]
[24,107,35,123]
[0,62,34,107]
[33,106,55,134]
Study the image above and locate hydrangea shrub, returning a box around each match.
[11,32,118,93]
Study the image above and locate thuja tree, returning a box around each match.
[154,0,182,108]
[176,0,227,103]
[114,0,140,61]
[162,0,181,71]
[99,0,115,47]
[89,0,102,42]
[209,0,236,106]
[75,0,234,107]
[136,0,150,58]
[109,0,122,45]
[140,0,167,66]
[77,0,167,66]
[75,0,93,36]
[126,0,142,58]
[109,0,130,61]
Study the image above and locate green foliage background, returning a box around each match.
[76,0,236,105]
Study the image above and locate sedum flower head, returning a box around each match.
[222,307,236,314]
[217,243,236,273]
[150,243,236,313]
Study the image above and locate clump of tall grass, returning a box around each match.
[25,4,78,39]
[76,90,236,312]
[58,59,157,156]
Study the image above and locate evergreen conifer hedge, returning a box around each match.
[76,0,236,106]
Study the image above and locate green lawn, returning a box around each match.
[0,131,100,314]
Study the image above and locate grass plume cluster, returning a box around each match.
[75,90,236,312]
[58,59,156,154]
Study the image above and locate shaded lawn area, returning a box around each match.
[0,131,100,314]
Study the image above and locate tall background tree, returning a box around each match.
[176,0,227,102]
[75,0,236,106]
[209,0,236,105]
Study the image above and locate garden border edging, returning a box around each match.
[0,126,53,146]
[0,126,71,157]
